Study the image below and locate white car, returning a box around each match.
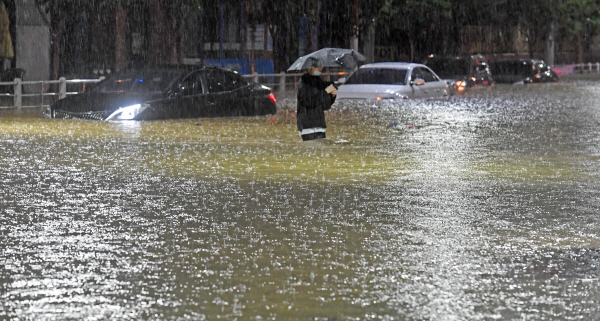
[336,62,450,101]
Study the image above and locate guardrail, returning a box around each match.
[0,77,104,110]
[573,62,600,73]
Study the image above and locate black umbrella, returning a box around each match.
[287,47,367,72]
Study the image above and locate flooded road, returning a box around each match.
[1,77,599,320]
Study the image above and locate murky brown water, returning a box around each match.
[1,77,599,320]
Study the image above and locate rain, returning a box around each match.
[1,1,600,320]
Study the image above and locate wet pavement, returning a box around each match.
[1,77,599,320]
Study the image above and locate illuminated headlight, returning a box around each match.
[42,106,53,118]
[105,103,147,120]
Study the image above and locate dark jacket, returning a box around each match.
[296,73,336,131]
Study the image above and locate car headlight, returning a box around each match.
[42,106,53,118]
[105,103,147,120]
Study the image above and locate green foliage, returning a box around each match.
[563,0,600,34]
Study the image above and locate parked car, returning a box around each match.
[43,66,277,120]
[423,54,494,93]
[336,62,450,101]
[488,59,559,84]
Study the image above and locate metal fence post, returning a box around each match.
[14,78,22,110]
[279,72,286,95]
[59,77,67,99]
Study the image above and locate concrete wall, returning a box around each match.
[15,0,50,82]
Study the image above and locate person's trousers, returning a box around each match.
[301,132,326,141]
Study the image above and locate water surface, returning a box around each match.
[1,78,599,320]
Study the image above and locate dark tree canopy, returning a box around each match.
[32,0,600,77]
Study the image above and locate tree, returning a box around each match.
[562,0,600,63]
[35,0,74,79]
[250,0,302,72]
[34,0,202,78]
[378,0,451,61]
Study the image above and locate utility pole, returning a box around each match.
[350,0,359,51]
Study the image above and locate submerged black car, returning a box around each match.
[43,66,277,120]
[489,59,559,84]
[423,54,494,93]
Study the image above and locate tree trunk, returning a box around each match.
[268,24,280,71]
[577,33,584,64]
[51,24,60,80]
[409,37,415,62]
[450,2,461,55]
[361,24,375,64]
[148,0,177,65]
[545,22,555,66]
[350,0,359,51]
[527,29,534,59]
[115,3,128,71]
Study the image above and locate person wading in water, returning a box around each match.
[296,67,337,141]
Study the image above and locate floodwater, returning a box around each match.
[1,76,599,320]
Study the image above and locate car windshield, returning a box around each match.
[345,68,407,85]
[94,70,182,93]
[490,61,534,76]
[425,59,470,78]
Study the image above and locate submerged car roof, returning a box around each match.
[109,64,246,76]
[359,62,423,70]
[426,54,486,60]
[490,58,545,64]
[110,65,204,75]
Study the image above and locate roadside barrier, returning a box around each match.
[0,77,104,110]
[10,63,600,110]
[572,62,600,73]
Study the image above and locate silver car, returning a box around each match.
[336,62,450,101]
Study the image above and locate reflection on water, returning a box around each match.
[1,78,599,320]
[108,119,144,137]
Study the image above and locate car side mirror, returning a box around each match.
[411,78,425,86]
[336,77,347,85]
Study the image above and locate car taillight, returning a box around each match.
[268,93,277,104]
